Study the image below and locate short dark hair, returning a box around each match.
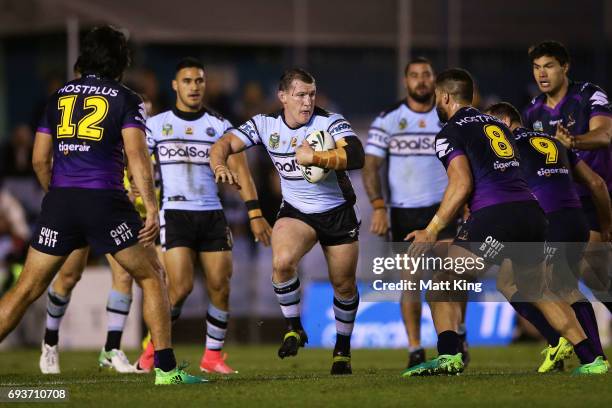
[175,57,205,74]
[77,25,130,79]
[485,102,523,125]
[435,68,473,104]
[279,68,315,91]
[528,41,570,66]
[404,57,434,76]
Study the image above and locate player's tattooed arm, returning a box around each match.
[406,155,472,256]
[32,132,53,192]
[122,127,159,246]
[227,151,272,246]
[573,161,612,241]
[362,154,389,236]
[210,132,247,186]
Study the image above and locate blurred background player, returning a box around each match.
[403,69,607,376]
[39,248,139,374]
[362,57,465,368]
[210,68,365,375]
[523,41,612,311]
[0,25,205,385]
[137,57,272,374]
[487,102,611,372]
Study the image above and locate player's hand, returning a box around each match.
[296,140,315,166]
[214,164,241,189]
[554,123,574,149]
[249,217,272,246]
[370,208,389,236]
[405,229,437,258]
[138,212,159,247]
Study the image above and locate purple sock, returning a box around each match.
[571,301,606,359]
[510,294,560,346]
[154,348,177,372]
[437,331,459,355]
[574,339,597,365]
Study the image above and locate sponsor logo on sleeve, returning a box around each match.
[328,120,352,135]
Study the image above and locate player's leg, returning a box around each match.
[40,246,89,374]
[272,217,318,358]
[198,250,235,374]
[0,248,67,342]
[322,241,359,375]
[581,230,612,313]
[97,254,136,373]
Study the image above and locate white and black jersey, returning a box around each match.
[366,100,447,208]
[232,107,358,214]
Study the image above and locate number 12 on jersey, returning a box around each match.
[57,95,109,141]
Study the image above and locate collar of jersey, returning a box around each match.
[172,106,207,121]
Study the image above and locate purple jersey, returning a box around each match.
[523,81,612,195]
[435,107,535,212]
[37,74,146,190]
[513,127,582,213]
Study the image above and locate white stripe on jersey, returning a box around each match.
[147,109,232,212]
[365,101,447,208]
[233,107,357,214]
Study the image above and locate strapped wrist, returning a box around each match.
[371,198,386,210]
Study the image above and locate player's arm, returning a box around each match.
[226,151,272,246]
[210,132,248,186]
[123,127,158,246]
[406,155,472,254]
[32,132,53,192]
[573,160,612,240]
[556,116,612,150]
[295,136,365,171]
[362,154,388,236]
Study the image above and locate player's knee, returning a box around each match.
[272,253,298,278]
[207,276,230,298]
[172,280,194,303]
[331,279,356,300]
[112,270,133,292]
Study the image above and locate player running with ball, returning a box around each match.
[210,68,365,375]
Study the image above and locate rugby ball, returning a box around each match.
[299,130,336,183]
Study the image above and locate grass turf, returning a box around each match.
[0,344,611,407]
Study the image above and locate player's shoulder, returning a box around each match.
[573,80,607,97]
[117,82,144,102]
[377,99,405,119]
[524,93,547,116]
[201,106,227,123]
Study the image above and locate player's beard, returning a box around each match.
[435,103,448,123]
[408,86,433,104]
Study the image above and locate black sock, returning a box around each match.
[571,301,605,359]
[288,317,303,331]
[154,348,177,372]
[437,330,460,355]
[603,302,612,315]
[510,293,560,346]
[104,330,123,352]
[335,334,351,355]
[574,339,597,365]
[44,329,59,347]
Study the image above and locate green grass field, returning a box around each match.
[1,344,611,407]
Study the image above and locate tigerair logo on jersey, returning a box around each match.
[271,154,302,180]
[269,133,280,149]
[493,160,520,171]
[59,141,91,155]
[157,141,211,165]
[388,134,436,155]
[537,167,569,177]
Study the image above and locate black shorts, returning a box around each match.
[161,209,232,252]
[31,188,142,256]
[580,193,612,232]
[390,204,458,242]
[454,200,547,266]
[277,201,360,246]
[545,207,589,267]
